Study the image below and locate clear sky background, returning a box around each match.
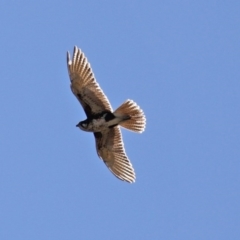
[0,1,239,239]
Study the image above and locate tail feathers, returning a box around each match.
[114,100,146,133]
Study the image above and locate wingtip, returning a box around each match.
[124,176,136,183]
[67,45,80,65]
[127,177,136,184]
[74,45,79,54]
[67,51,71,65]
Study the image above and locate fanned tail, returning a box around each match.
[113,100,146,133]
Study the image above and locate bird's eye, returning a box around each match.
[81,123,87,128]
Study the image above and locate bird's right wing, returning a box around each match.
[94,127,136,183]
[67,46,112,118]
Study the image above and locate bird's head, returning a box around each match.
[76,120,89,131]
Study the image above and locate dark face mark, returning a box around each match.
[94,132,102,139]
[76,119,89,128]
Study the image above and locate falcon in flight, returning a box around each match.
[67,46,146,183]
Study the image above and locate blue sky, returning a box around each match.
[1,1,240,239]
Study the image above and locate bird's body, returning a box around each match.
[76,111,128,132]
[67,46,146,183]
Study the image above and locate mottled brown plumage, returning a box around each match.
[67,46,146,183]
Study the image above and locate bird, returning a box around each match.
[66,46,146,183]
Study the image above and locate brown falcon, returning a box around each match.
[67,46,146,183]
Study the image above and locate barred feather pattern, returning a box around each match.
[67,46,112,116]
[114,99,146,133]
[96,127,136,183]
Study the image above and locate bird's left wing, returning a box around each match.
[67,46,112,118]
[94,127,136,183]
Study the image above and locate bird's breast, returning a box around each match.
[86,118,109,132]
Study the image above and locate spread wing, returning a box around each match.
[67,46,112,117]
[94,127,136,183]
